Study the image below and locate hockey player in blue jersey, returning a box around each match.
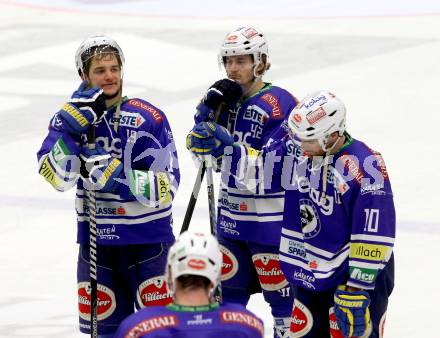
[193,26,299,338]
[114,231,264,338]
[37,36,179,337]
[187,90,395,338]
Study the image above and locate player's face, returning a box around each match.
[85,54,121,97]
[299,139,325,156]
[224,55,255,87]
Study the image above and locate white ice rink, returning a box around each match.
[0,0,439,337]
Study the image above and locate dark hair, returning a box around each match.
[177,275,211,291]
[81,45,122,77]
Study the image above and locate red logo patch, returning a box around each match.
[137,276,172,308]
[293,113,302,123]
[290,299,313,337]
[242,27,258,39]
[261,93,282,118]
[252,253,288,291]
[306,107,326,125]
[239,202,248,211]
[227,34,238,41]
[220,245,238,281]
[339,154,364,184]
[329,308,344,337]
[117,207,125,215]
[77,282,116,321]
[308,260,318,269]
[188,258,206,270]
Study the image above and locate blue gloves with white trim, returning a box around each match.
[186,122,234,159]
[59,81,107,134]
[80,147,123,192]
[334,285,371,338]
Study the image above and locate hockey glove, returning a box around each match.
[59,80,107,135]
[186,122,234,159]
[120,170,172,207]
[334,285,371,338]
[194,78,242,124]
[80,147,123,192]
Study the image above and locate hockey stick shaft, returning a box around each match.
[205,157,217,235]
[180,162,206,234]
[87,126,98,338]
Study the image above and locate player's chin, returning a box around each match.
[102,85,120,97]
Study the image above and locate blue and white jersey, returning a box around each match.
[224,134,395,291]
[37,97,180,245]
[218,83,298,245]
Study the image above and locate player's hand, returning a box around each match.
[59,81,107,134]
[186,122,234,158]
[194,78,242,124]
[334,285,371,337]
[80,146,122,192]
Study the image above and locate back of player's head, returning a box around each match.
[288,90,346,151]
[166,231,222,297]
[75,35,125,78]
[219,26,270,71]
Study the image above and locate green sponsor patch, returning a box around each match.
[349,266,378,283]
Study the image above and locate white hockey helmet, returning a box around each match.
[75,35,125,77]
[166,231,222,297]
[288,90,346,151]
[219,26,269,68]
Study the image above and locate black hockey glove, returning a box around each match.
[194,78,242,125]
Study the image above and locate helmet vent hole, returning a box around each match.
[203,241,207,248]
[208,259,215,266]
[178,256,187,262]
[306,127,315,131]
[190,239,194,247]
[328,110,337,117]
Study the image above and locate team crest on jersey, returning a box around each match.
[137,276,172,308]
[77,282,116,321]
[111,111,145,128]
[220,245,238,281]
[299,199,321,238]
[290,299,313,337]
[252,253,288,291]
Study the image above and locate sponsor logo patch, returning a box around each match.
[127,99,162,122]
[306,107,326,125]
[137,276,172,308]
[349,266,377,283]
[261,93,282,118]
[124,315,178,337]
[111,111,145,128]
[221,311,264,337]
[350,243,390,261]
[188,258,206,270]
[252,253,288,291]
[242,27,259,39]
[77,282,116,321]
[220,245,239,281]
[329,307,344,338]
[290,299,313,337]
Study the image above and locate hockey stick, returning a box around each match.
[86,125,98,338]
[180,162,206,234]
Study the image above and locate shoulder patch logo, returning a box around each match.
[127,99,163,122]
[261,93,282,118]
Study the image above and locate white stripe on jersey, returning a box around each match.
[220,209,283,223]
